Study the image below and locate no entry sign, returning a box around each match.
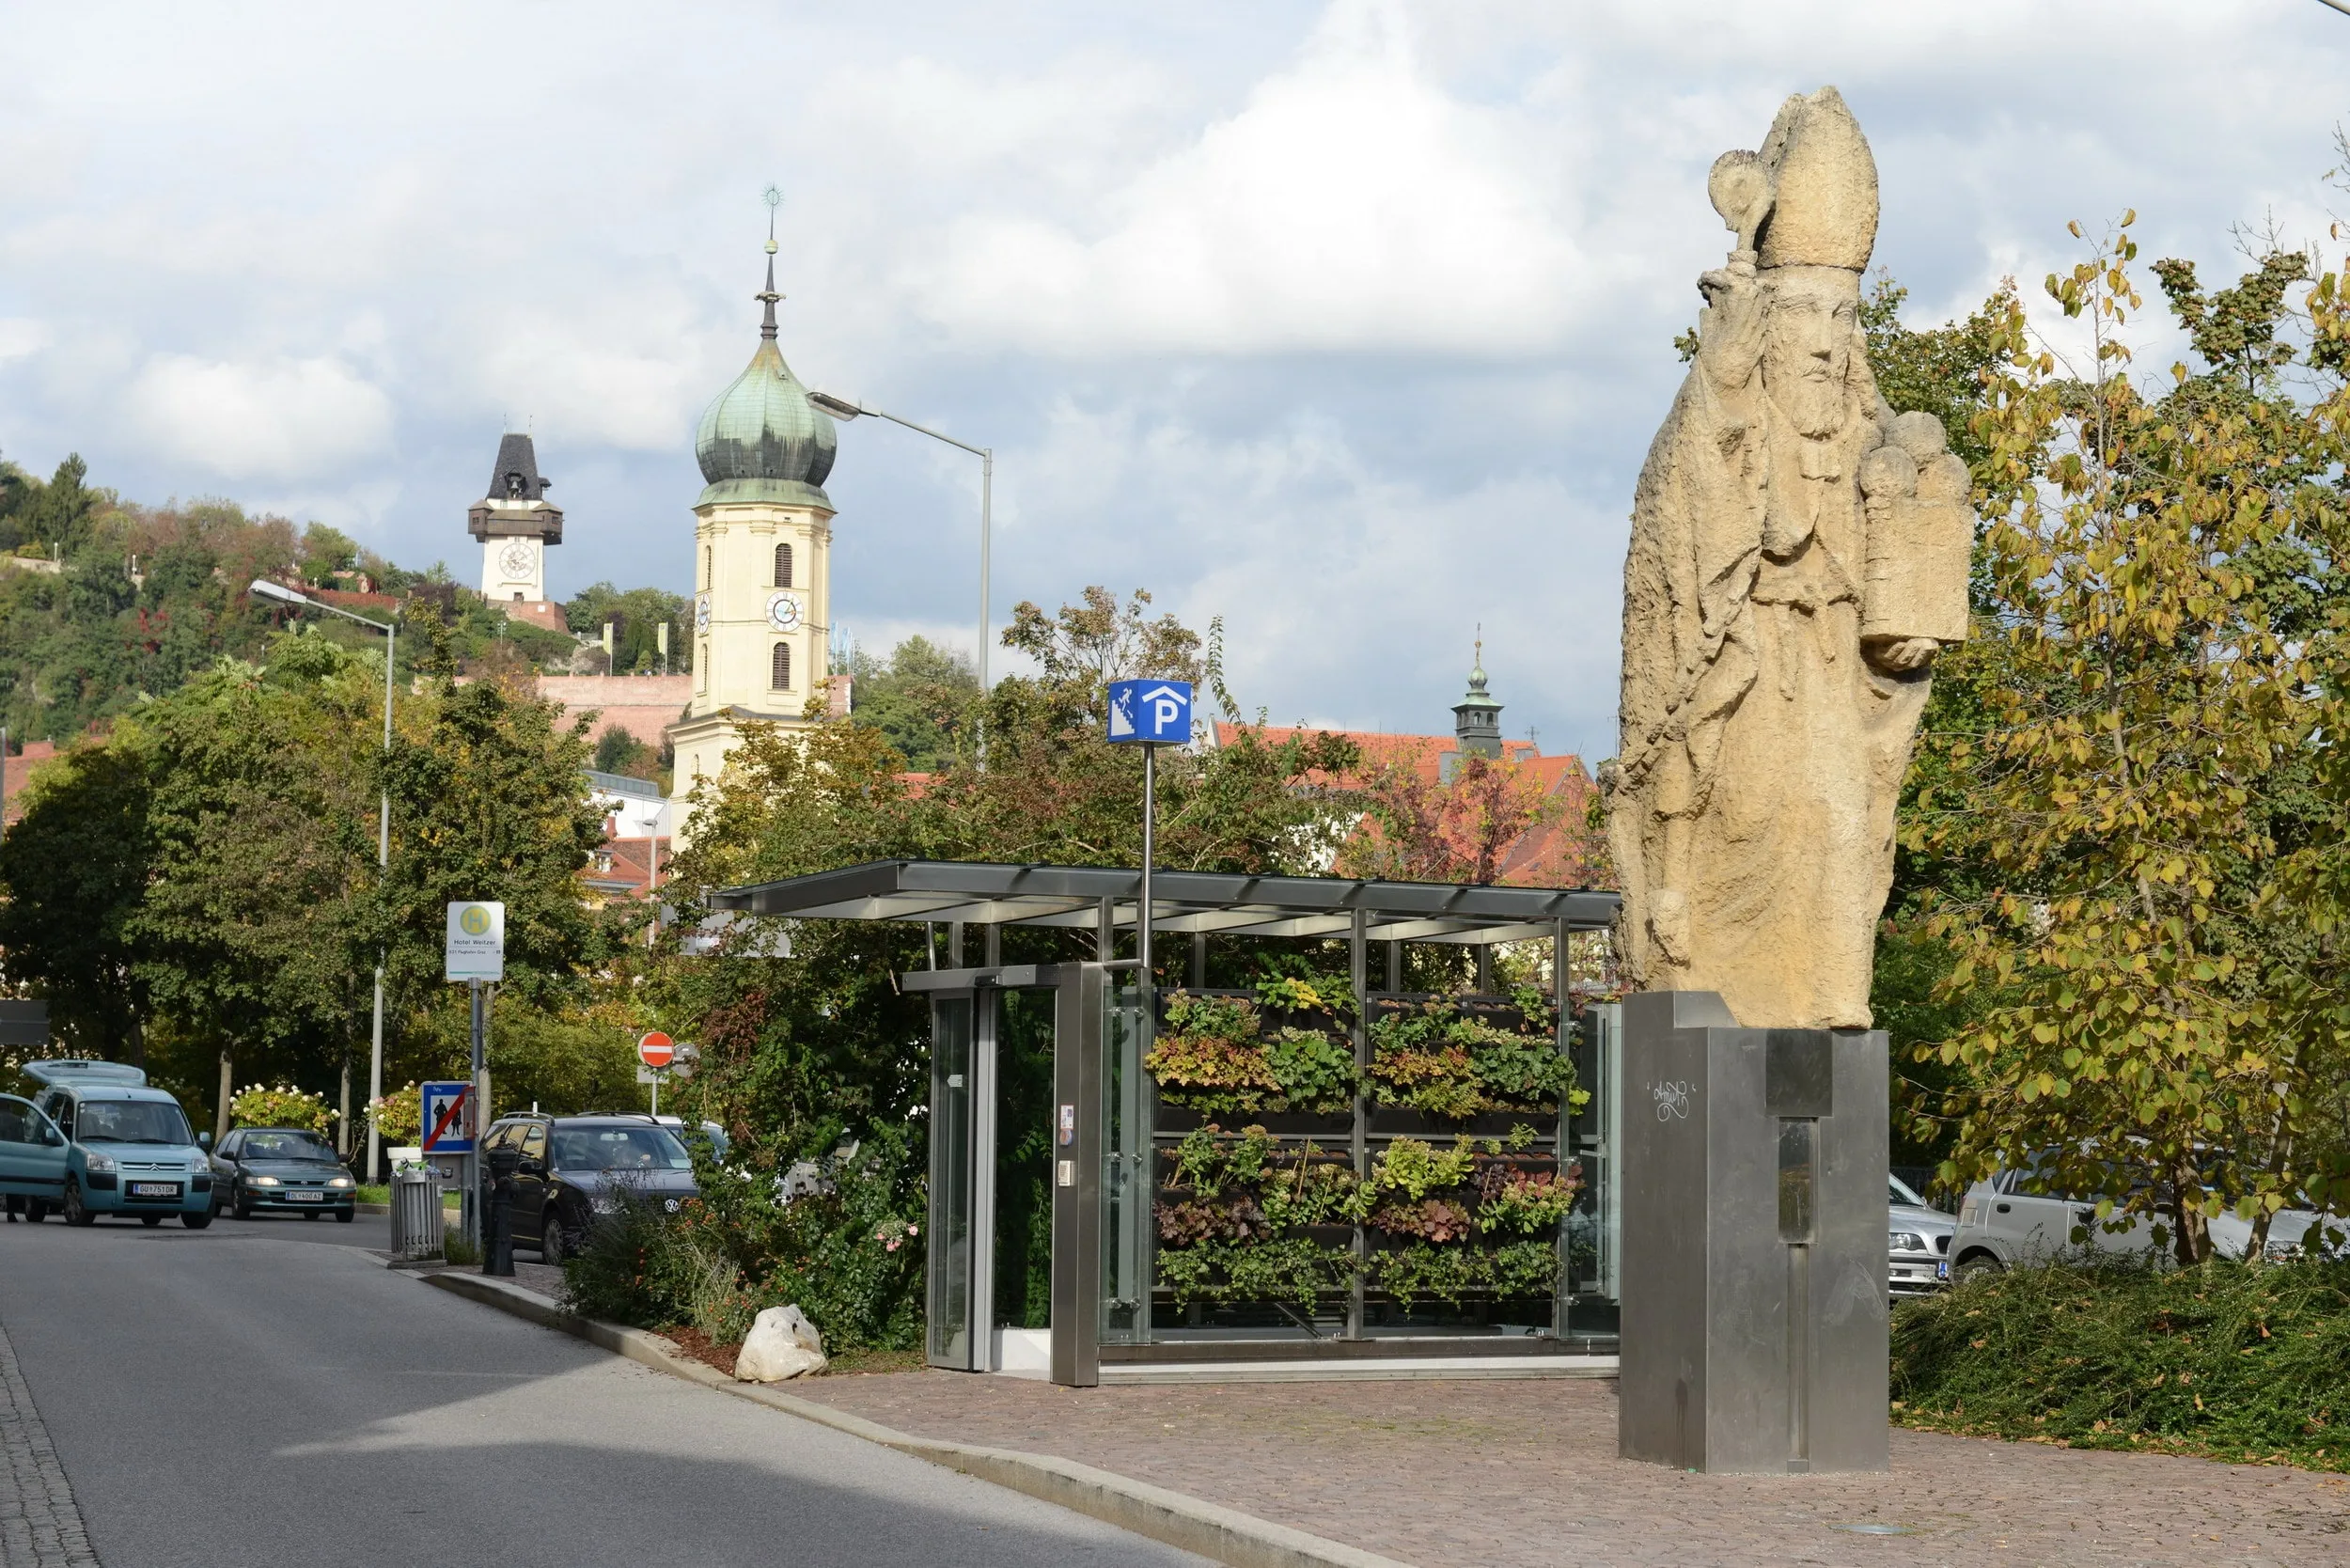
[637,1032,676,1071]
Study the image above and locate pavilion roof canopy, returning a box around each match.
[709,859,1619,947]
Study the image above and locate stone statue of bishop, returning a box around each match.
[1608,87,1971,1029]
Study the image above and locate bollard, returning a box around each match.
[482,1144,518,1277]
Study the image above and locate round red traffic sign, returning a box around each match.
[637,1031,675,1070]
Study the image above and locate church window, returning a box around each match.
[771,642,791,690]
[697,643,708,693]
[774,542,792,588]
[701,546,711,588]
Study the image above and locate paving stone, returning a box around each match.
[790,1372,2350,1568]
[0,1316,100,1568]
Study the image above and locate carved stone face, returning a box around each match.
[1762,267,1861,439]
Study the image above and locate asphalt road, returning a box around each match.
[0,1223,1203,1568]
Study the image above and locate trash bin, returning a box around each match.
[391,1169,442,1261]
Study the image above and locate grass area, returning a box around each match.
[354,1184,460,1207]
[1891,1257,2350,1471]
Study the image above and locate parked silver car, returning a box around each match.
[1888,1173,1956,1299]
[1950,1154,2337,1279]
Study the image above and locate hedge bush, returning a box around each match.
[560,1121,925,1356]
[1891,1257,2350,1470]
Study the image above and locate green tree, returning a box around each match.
[1909,215,2350,1262]
[127,639,382,1119]
[0,744,155,1061]
[565,581,688,675]
[848,635,980,771]
[375,669,610,1018]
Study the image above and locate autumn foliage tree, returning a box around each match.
[1908,214,2350,1262]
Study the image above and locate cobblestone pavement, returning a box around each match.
[0,1316,99,1568]
[789,1372,2350,1568]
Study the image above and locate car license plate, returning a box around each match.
[288,1190,324,1202]
[129,1182,180,1199]
[1936,1261,1950,1278]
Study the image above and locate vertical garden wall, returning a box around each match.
[1146,976,1588,1337]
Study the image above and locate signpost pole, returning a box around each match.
[467,979,487,1251]
[1138,744,1154,986]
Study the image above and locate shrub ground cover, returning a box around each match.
[558,1123,926,1358]
[1891,1258,2350,1470]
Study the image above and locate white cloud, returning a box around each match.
[0,320,47,364]
[123,354,395,481]
[916,0,1585,355]
[3,0,2348,765]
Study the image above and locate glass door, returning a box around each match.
[927,996,976,1369]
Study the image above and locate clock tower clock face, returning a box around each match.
[498,540,536,578]
[695,591,712,631]
[764,591,803,632]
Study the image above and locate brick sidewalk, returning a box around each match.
[787,1372,2350,1567]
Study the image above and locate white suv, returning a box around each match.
[1950,1155,2336,1279]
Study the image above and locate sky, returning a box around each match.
[2,0,2346,766]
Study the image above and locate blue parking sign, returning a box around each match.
[420,1081,476,1154]
[1106,680,1193,745]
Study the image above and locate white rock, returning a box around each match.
[734,1304,828,1382]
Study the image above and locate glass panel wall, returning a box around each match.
[926,997,974,1368]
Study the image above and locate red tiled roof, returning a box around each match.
[580,835,670,901]
[1214,722,1607,889]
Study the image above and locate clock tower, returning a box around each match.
[468,433,562,614]
[666,226,838,829]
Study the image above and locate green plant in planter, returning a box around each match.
[1371,1197,1476,1242]
[1254,973,1356,1022]
[1367,997,1578,1117]
[1374,1236,1559,1309]
[1156,1234,1355,1310]
[1148,994,1281,1113]
[1453,1014,1581,1113]
[1263,1026,1356,1113]
[1367,1008,1484,1118]
[1367,1135,1484,1202]
[1477,1166,1580,1236]
[1152,992,1359,1114]
[1157,1122,1355,1309]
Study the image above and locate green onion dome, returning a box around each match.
[693,253,836,509]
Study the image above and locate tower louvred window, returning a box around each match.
[771,643,791,690]
[775,542,792,588]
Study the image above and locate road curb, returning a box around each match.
[416,1272,1412,1568]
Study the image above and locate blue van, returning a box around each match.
[7,1060,214,1229]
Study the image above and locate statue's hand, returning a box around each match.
[1864,636,1940,674]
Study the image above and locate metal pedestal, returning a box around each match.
[1617,991,1888,1474]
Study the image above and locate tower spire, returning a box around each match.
[757,185,783,341]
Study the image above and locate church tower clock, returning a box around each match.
[666,223,839,831]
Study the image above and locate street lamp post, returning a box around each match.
[250,579,396,1180]
[806,391,994,694]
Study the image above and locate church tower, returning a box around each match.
[666,218,839,824]
[1452,640,1504,759]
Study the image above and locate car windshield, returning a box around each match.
[551,1126,691,1172]
[76,1100,193,1145]
[1888,1174,1925,1206]
[241,1132,337,1162]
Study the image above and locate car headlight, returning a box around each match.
[328,1176,353,1189]
[84,1152,117,1174]
[1889,1231,1927,1253]
[248,1175,281,1187]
